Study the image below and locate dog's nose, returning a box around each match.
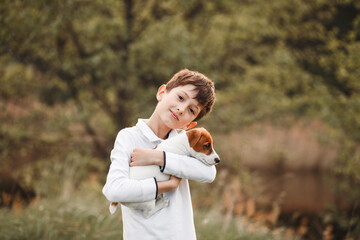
[215,158,220,164]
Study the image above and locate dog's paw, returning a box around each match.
[143,211,152,219]
[156,193,164,200]
[142,197,170,218]
[158,197,169,208]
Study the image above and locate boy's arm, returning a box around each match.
[157,175,182,195]
[162,152,217,183]
[130,148,216,183]
[102,130,157,203]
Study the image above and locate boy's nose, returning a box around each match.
[177,107,184,115]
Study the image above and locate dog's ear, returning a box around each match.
[186,128,202,148]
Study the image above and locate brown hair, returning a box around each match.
[166,69,216,121]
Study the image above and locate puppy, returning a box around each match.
[109,127,220,218]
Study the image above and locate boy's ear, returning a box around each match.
[184,121,197,130]
[156,84,166,101]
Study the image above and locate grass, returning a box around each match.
[0,180,287,240]
[194,210,287,240]
[0,192,122,240]
[0,206,121,240]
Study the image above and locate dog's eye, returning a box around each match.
[204,143,211,150]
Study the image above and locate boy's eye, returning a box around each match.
[178,95,183,100]
[189,108,195,114]
[204,143,211,150]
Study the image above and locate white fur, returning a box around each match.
[110,131,219,218]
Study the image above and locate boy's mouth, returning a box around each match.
[170,110,179,121]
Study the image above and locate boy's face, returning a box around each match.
[156,84,201,130]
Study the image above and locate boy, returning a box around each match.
[102,69,216,240]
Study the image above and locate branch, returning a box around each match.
[88,72,116,118]
[83,120,109,159]
[66,21,100,59]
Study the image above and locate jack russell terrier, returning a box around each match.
[109,127,220,218]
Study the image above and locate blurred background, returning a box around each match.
[0,0,359,239]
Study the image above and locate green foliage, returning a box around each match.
[1,0,359,134]
[1,0,360,238]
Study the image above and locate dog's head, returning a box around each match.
[186,127,220,165]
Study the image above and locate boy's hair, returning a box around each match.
[166,69,216,121]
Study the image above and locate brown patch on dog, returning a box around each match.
[186,128,214,155]
[187,128,202,148]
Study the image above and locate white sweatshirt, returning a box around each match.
[102,119,216,240]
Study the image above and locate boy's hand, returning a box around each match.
[130,148,164,167]
[168,175,182,190]
[157,175,182,195]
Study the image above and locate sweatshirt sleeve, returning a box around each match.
[162,152,217,183]
[102,130,157,203]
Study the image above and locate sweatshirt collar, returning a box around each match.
[136,119,181,143]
